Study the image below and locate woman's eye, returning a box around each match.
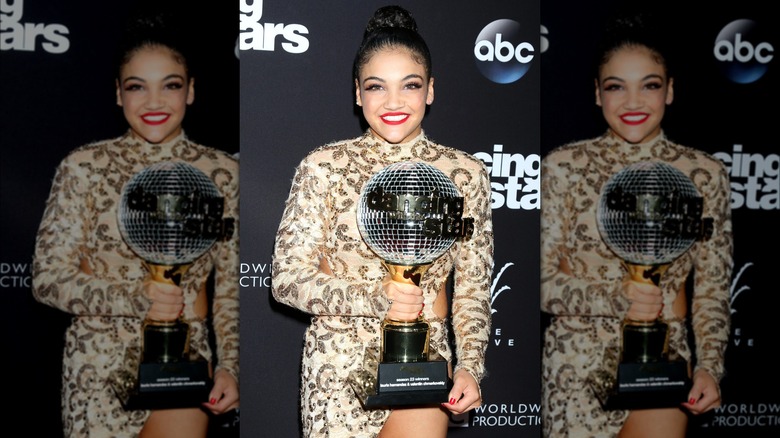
[644,82,662,90]
[124,83,143,92]
[603,84,622,91]
[404,82,422,90]
[165,82,184,90]
[365,84,383,91]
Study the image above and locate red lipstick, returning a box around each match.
[380,112,409,125]
[620,112,649,125]
[141,112,170,125]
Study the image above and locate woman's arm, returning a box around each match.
[271,154,392,318]
[210,161,241,387]
[540,153,631,318]
[450,162,494,385]
[31,152,151,317]
[689,160,732,384]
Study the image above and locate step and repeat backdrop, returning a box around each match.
[2,0,776,437]
[238,1,541,436]
[541,1,778,436]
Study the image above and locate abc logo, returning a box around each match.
[474,19,535,84]
[713,19,773,84]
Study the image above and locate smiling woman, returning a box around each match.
[271,5,494,438]
[31,9,239,438]
[540,11,732,438]
[116,45,195,144]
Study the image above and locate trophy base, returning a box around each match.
[590,359,691,411]
[112,358,212,411]
[349,348,452,409]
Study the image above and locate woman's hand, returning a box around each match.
[682,369,721,415]
[622,279,663,321]
[143,279,184,321]
[382,276,424,322]
[442,369,482,415]
[202,369,240,415]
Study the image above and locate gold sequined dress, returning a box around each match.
[540,131,732,437]
[32,131,239,437]
[272,131,494,437]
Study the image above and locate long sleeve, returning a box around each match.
[451,163,494,383]
[540,151,631,318]
[689,160,732,382]
[210,163,241,382]
[32,152,151,317]
[271,154,392,318]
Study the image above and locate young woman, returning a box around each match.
[32,12,239,438]
[540,13,732,437]
[271,6,493,437]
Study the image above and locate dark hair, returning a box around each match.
[116,9,194,80]
[353,5,432,81]
[594,11,674,81]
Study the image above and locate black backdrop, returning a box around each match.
[239,1,541,436]
[1,0,777,437]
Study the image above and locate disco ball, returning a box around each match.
[118,161,232,266]
[357,161,473,266]
[597,161,712,266]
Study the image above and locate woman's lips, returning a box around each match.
[620,112,649,125]
[380,112,409,125]
[141,112,170,125]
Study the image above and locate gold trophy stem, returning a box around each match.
[380,262,431,362]
[621,262,670,362]
[142,262,192,361]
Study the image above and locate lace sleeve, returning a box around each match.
[451,162,494,383]
[31,153,151,317]
[540,152,631,318]
[271,155,392,317]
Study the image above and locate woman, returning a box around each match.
[32,11,239,438]
[271,5,493,437]
[540,13,732,437]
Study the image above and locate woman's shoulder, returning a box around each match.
[542,136,598,165]
[664,138,727,172]
[184,138,239,171]
[424,136,488,175]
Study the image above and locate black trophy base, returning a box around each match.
[593,360,691,411]
[349,349,452,409]
[114,359,212,411]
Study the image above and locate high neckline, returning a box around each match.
[122,129,188,149]
[602,129,665,148]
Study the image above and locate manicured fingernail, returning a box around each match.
[449,398,456,405]
[689,397,696,405]
[210,397,217,405]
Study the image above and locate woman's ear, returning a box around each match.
[187,77,195,105]
[355,79,362,106]
[116,79,123,107]
[665,77,674,105]
[426,77,435,105]
[594,78,602,107]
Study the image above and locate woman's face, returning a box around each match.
[116,45,194,144]
[595,45,673,144]
[355,48,434,144]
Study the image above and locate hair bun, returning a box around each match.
[365,5,418,35]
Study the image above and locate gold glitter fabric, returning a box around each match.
[272,131,494,437]
[540,132,732,437]
[32,131,239,437]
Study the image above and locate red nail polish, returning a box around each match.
[449,398,456,405]
[210,397,217,405]
[689,397,696,405]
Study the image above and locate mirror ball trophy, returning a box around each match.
[348,161,474,408]
[110,161,234,410]
[589,160,713,410]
